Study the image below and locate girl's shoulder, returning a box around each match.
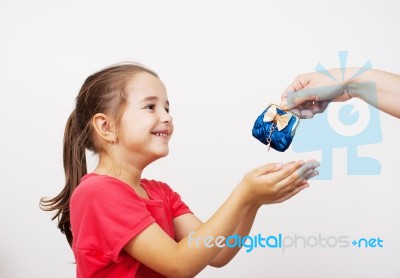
[80,173,126,187]
[141,178,173,193]
[73,173,136,198]
[140,178,167,187]
[140,179,183,202]
[73,174,178,202]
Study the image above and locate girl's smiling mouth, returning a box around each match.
[151,130,170,138]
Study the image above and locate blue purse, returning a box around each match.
[252,104,300,152]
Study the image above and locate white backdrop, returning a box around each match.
[1,0,399,277]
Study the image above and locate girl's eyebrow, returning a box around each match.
[140,96,169,106]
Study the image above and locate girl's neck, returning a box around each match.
[94,155,143,189]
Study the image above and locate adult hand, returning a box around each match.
[280,70,352,119]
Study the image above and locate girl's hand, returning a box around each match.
[239,160,319,206]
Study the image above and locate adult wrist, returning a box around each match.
[342,67,366,99]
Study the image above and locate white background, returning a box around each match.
[1,0,399,277]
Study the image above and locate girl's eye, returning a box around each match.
[165,107,170,113]
[145,104,155,110]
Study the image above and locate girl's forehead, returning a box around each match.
[126,73,168,101]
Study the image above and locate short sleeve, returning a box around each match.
[167,186,193,218]
[70,175,155,263]
[141,179,193,219]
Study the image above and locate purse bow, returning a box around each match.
[263,105,292,131]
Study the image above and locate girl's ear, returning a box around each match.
[92,113,117,143]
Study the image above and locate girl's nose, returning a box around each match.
[160,109,173,123]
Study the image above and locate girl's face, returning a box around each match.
[117,72,173,165]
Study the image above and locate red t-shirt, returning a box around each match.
[70,173,192,278]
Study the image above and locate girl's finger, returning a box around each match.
[253,162,283,176]
[304,169,319,180]
[299,168,318,182]
[287,169,318,190]
[262,160,305,184]
[274,160,319,193]
[274,183,309,203]
[292,159,318,180]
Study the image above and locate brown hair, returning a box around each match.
[40,62,158,246]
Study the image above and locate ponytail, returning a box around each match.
[40,110,87,247]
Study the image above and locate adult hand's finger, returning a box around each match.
[282,88,318,110]
[281,76,310,100]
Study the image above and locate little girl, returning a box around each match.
[41,62,319,277]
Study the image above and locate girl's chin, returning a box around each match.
[152,149,169,159]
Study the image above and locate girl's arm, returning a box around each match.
[208,204,260,267]
[172,203,260,268]
[124,160,318,277]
